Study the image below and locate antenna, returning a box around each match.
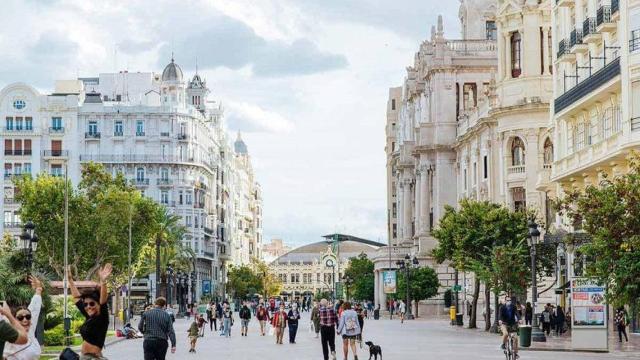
[195,57,198,75]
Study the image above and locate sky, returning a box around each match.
[0,0,462,248]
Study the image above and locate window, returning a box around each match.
[511,137,525,166]
[391,99,396,110]
[136,120,145,136]
[25,117,32,130]
[114,120,123,136]
[511,32,522,78]
[24,163,31,174]
[5,117,13,130]
[23,139,31,155]
[52,117,62,130]
[483,155,488,179]
[51,165,63,177]
[630,9,640,52]
[463,168,468,190]
[88,121,98,135]
[548,31,553,74]
[186,191,193,205]
[472,162,477,185]
[392,202,397,218]
[4,211,11,224]
[4,164,11,177]
[136,167,145,181]
[486,21,497,40]
[15,117,23,130]
[178,191,183,205]
[543,139,554,165]
[392,223,397,238]
[14,164,22,175]
[4,140,11,155]
[51,140,62,156]
[160,191,169,204]
[511,187,526,211]
[186,216,192,226]
[13,100,25,110]
[161,168,169,180]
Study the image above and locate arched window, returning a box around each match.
[136,167,145,181]
[543,138,554,165]
[511,32,522,78]
[511,137,525,166]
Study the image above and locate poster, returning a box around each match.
[383,270,397,294]
[571,278,606,328]
[202,280,211,295]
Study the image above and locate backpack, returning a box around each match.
[345,316,357,331]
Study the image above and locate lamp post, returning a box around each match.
[528,220,546,342]
[19,221,38,272]
[325,258,336,302]
[396,254,419,320]
[342,275,353,301]
[167,266,174,306]
[190,271,196,305]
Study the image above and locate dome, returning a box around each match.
[234,132,248,155]
[161,57,183,82]
[271,235,384,265]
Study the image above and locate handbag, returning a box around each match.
[268,325,275,336]
[59,347,80,360]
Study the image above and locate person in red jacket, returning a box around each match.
[256,304,271,336]
[271,304,287,344]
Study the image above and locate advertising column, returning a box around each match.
[570,277,608,351]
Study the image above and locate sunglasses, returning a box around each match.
[17,314,32,321]
[84,301,97,307]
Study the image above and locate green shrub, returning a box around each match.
[44,324,65,346]
[71,320,84,335]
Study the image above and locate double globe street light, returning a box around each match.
[527,220,546,342]
[20,221,38,272]
[396,254,419,320]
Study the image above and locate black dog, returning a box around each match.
[365,341,382,360]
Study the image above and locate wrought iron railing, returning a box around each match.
[631,30,640,53]
[611,0,619,14]
[570,29,583,47]
[596,6,611,27]
[557,39,567,59]
[583,18,597,37]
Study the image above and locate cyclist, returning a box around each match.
[499,295,520,358]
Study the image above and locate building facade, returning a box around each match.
[0,58,263,301]
[262,238,292,263]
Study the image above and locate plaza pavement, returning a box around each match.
[102,312,636,359]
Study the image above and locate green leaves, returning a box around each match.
[395,266,439,301]
[343,253,375,301]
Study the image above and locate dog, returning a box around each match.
[365,341,382,360]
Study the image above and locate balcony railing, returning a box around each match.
[160,132,170,137]
[156,178,173,186]
[555,57,620,113]
[631,117,640,132]
[631,30,640,53]
[177,133,188,140]
[596,6,612,27]
[131,178,150,186]
[42,150,69,157]
[136,131,145,137]
[507,165,526,174]
[611,0,619,14]
[570,29,583,48]
[557,39,567,59]
[49,127,65,134]
[113,131,124,137]
[85,132,101,139]
[3,222,22,228]
[79,154,217,172]
[583,18,597,37]
[0,127,35,134]
[4,149,32,156]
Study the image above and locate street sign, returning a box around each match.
[452,285,462,292]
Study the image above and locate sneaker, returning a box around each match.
[501,344,506,350]
[331,351,337,360]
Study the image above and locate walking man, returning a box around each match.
[319,298,338,360]
[138,297,176,360]
[239,302,252,336]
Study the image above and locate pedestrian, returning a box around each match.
[221,304,233,338]
[555,306,565,335]
[271,304,287,344]
[319,298,338,360]
[311,301,321,338]
[355,303,364,347]
[138,297,177,360]
[3,276,43,360]
[186,304,191,321]
[239,302,251,336]
[0,302,28,357]
[287,303,301,344]
[525,302,533,326]
[68,263,112,360]
[208,303,217,332]
[615,306,629,342]
[399,300,407,323]
[256,304,270,336]
[188,316,199,353]
[337,302,361,360]
[197,314,207,337]
[541,305,552,336]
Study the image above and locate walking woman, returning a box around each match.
[337,302,361,360]
[525,302,533,326]
[188,316,199,353]
[310,301,321,338]
[208,303,217,332]
[3,276,43,360]
[615,306,629,342]
[287,303,301,344]
[256,304,270,336]
[555,306,566,335]
[68,263,112,360]
[221,304,233,338]
[271,304,287,344]
[355,303,365,348]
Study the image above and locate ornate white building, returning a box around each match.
[0,58,263,300]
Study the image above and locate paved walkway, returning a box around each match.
[102,312,638,359]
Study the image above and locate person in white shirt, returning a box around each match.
[399,300,407,323]
[3,276,43,360]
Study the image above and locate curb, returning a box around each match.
[522,347,609,353]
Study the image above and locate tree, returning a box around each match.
[555,153,640,307]
[251,259,283,298]
[395,266,439,317]
[343,253,374,301]
[226,265,262,300]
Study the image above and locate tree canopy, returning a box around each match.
[395,266,439,302]
[343,253,375,301]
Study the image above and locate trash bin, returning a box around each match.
[374,309,380,320]
[455,313,463,326]
[519,325,532,348]
[449,306,456,325]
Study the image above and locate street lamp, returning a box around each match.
[342,274,353,301]
[190,271,196,305]
[396,254,419,320]
[527,220,546,342]
[325,258,336,302]
[167,266,174,306]
[20,221,38,272]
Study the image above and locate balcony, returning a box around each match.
[160,132,170,137]
[177,133,188,141]
[507,165,525,175]
[50,171,65,177]
[4,149,32,156]
[156,178,173,186]
[42,150,69,158]
[557,39,575,62]
[131,178,150,186]
[0,127,37,136]
[582,18,600,43]
[3,222,22,228]
[48,127,65,135]
[555,57,620,114]
[536,166,552,191]
[113,131,124,137]
[194,202,205,209]
[631,117,640,132]
[611,0,619,20]
[596,6,616,32]
[631,30,640,53]
[556,0,574,7]
[4,198,18,205]
[85,132,101,139]
[136,131,145,137]
[570,29,588,54]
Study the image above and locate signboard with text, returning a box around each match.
[571,277,606,328]
[383,270,397,294]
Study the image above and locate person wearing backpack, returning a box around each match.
[239,302,252,337]
[337,302,361,360]
[615,306,629,342]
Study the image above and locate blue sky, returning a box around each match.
[0,0,461,248]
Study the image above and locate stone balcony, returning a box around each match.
[535,165,552,191]
[445,39,496,57]
[506,165,526,182]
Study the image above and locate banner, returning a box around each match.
[383,270,397,294]
[202,280,211,295]
[571,277,606,328]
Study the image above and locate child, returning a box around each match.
[188,316,199,353]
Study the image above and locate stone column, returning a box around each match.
[414,170,422,239]
[374,269,380,307]
[498,32,505,80]
[504,33,511,81]
[542,27,550,75]
[403,179,413,244]
[420,166,429,234]
[379,270,387,309]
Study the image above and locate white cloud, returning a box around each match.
[225,101,294,134]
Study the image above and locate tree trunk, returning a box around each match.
[155,237,161,298]
[491,291,500,333]
[484,284,491,331]
[469,277,480,329]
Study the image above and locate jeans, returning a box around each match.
[210,318,217,331]
[223,318,231,337]
[320,325,336,360]
[143,339,169,360]
[289,323,298,343]
[618,324,629,342]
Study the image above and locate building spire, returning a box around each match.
[195,57,198,75]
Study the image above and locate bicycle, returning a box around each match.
[504,328,519,360]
